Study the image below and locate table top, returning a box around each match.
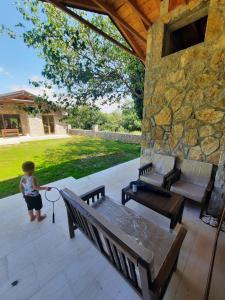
[122,184,184,217]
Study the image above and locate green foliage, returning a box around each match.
[121,101,142,132]
[100,111,124,132]
[66,100,141,132]
[3,0,144,116]
[67,105,105,130]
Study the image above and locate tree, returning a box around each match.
[67,105,106,130]
[3,0,144,117]
[121,100,142,132]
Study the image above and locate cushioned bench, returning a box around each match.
[139,154,176,188]
[61,186,187,300]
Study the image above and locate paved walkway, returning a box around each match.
[0,134,70,145]
[0,158,220,300]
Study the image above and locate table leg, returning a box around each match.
[121,190,131,205]
[121,189,126,205]
[170,217,176,229]
[179,202,185,224]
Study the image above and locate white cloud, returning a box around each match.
[0,66,10,77]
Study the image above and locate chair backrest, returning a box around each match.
[152,153,175,175]
[180,159,213,187]
[61,188,154,297]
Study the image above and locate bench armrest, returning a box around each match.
[206,178,214,192]
[139,162,152,177]
[167,169,181,187]
[80,185,105,204]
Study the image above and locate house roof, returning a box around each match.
[0,90,36,104]
[43,0,190,62]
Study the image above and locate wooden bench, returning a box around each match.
[61,186,187,300]
[1,128,20,137]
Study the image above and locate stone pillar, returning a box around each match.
[92,124,99,132]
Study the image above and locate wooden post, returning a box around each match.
[160,0,170,16]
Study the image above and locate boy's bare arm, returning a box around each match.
[19,178,25,195]
[32,176,51,191]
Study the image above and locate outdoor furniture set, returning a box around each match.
[139,154,214,218]
[61,153,214,299]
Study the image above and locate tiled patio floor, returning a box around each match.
[0,158,218,300]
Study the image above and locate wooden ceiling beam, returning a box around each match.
[91,0,146,43]
[110,17,145,63]
[125,0,152,28]
[46,1,141,60]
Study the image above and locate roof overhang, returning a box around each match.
[40,0,191,62]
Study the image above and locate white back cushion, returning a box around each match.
[180,159,213,187]
[152,153,175,175]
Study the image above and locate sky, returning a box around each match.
[0,1,120,112]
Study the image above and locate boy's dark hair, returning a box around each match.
[22,161,35,172]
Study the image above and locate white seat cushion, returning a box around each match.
[171,180,206,203]
[140,171,164,187]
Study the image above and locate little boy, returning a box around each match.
[19,161,51,222]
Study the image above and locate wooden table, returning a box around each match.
[122,182,184,229]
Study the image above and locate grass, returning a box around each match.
[0,136,140,198]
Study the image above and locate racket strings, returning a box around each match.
[45,187,62,223]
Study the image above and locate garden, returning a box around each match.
[0,135,140,198]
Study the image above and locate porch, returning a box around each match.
[0,158,222,300]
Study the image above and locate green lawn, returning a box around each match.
[0,136,140,198]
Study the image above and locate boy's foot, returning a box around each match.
[30,215,36,222]
[37,214,47,222]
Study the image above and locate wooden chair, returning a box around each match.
[61,186,187,300]
[169,159,214,218]
[139,154,176,189]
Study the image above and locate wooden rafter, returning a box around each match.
[47,0,141,59]
[110,17,145,62]
[91,0,146,43]
[125,0,152,28]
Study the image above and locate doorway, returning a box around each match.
[42,115,55,134]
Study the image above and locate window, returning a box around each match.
[162,15,208,57]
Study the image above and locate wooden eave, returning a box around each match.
[41,0,191,62]
[0,90,36,104]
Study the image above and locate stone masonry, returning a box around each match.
[142,0,225,178]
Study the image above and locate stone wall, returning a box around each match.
[142,0,225,169]
[69,129,141,144]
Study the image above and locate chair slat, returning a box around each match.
[104,237,116,263]
[128,258,138,288]
[118,250,129,278]
[111,244,122,271]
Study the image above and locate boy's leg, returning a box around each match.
[28,210,36,222]
[36,210,47,222]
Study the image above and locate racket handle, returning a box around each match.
[53,213,55,223]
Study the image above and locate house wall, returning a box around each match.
[0,102,67,136]
[28,114,44,136]
[142,0,225,168]
[54,114,68,135]
[0,103,30,135]
[28,113,67,136]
